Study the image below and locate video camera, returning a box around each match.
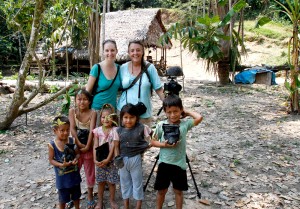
[157,66,183,116]
[163,66,183,96]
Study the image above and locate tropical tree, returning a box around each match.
[89,0,101,66]
[0,1,78,130]
[256,0,300,113]
[160,0,246,85]
[279,0,300,113]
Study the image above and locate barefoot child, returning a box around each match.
[114,103,152,209]
[151,94,203,209]
[69,89,97,208]
[48,116,82,209]
[93,103,119,209]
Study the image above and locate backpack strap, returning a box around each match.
[94,64,120,95]
[144,63,153,96]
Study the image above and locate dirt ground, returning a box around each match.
[1,40,300,209]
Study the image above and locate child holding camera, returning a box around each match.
[114,103,152,209]
[151,94,203,209]
[93,103,119,209]
[69,89,97,208]
[48,116,82,209]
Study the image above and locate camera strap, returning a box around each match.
[124,63,151,103]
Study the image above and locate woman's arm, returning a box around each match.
[86,75,96,93]
[155,87,165,101]
[68,108,84,149]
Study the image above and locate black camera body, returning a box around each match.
[164,77,182,96]
[62,143,76,162]
[162,124,180,145]
[77,128,89,145]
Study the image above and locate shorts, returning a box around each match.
[96,162,119,184]
[154,162,188,191]
[58,184,81,204]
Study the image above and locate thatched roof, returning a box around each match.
[104,8,172,61]
[73,49,89,60]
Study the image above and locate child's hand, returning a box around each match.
[71,158,78,165]
[80,147,88,153]
[61,159,72,167]
[98,159,109,168]
[77,142,85,149]
[163,140,179,148]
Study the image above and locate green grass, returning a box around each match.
[233,159,241,166]
[243,20,292,42]
[0,149,8,155]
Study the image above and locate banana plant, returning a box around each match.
[256,0,300,113]
[61,84,79,115]
[159,0,247,84]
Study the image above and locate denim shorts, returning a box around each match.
[58,184,81,203]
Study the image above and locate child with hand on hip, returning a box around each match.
[48,116,82,209]
[151,94,203,209]
[113,103,152,209]
[93,103,119,209]
[69,88,97,208]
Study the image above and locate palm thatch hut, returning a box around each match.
[104,8,171,72]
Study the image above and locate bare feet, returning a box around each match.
[95,201,103,209]
[110,200,118,209]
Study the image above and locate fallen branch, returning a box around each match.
[0,80,72,93]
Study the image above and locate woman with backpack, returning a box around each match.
[117,40,164,127]
[86,39,122,111]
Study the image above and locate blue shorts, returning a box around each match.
[119,155,144,200]
[58,184,81,203]
[154,162,188,191]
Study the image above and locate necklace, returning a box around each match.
[131,62,141,75]
[131,62,134,74]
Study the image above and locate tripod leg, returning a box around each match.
[143,155,159,192]
[186,155,201,199]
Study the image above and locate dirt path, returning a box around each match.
[1,40,300,209]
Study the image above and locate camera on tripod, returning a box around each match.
[157,66,183,116]
[163,66,183,96]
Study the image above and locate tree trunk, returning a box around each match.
[88,0,100,67]
[0,0,45,130]
[217,60,230,85]
[107,0,110,12]
[51,42,56,79]
[100,0,107,60]
[290,23,299,113]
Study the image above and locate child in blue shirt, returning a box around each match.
[48,116,82,209]
[151,94,203,209]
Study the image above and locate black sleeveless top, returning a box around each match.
[117,123,149,157]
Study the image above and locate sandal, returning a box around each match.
[65,201,74,209]
[87,200,96,209]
